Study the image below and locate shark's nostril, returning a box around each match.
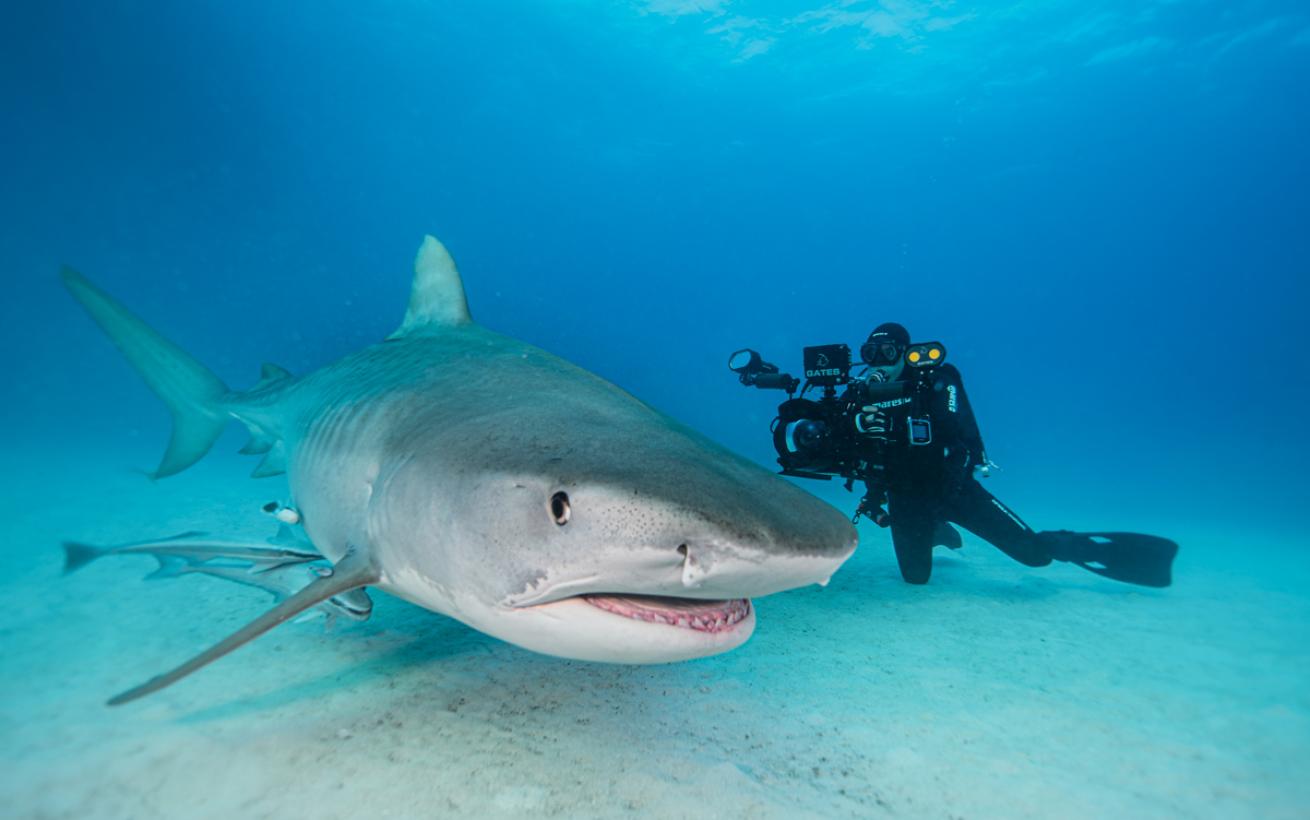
[678,543,705,588]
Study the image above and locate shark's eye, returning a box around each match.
[550,492,571,525]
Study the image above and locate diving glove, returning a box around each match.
[855,406,891,439]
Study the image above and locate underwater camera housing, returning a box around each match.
[728,341,948,482]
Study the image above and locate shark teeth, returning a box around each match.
[581,594,750,633]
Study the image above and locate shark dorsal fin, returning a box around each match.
[258,362,292,385]
[389,235,472,338]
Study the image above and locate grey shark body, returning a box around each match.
[64,236,857,704]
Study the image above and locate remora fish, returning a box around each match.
[61,530,323,575]
[61,529,371,622]
[167,562,375,623]
[63,235,858,705]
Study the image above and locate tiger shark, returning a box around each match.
[63,236,858,705]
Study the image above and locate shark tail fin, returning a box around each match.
[107,549,378,706]
[62,541,104,574]
[61,266,230,478]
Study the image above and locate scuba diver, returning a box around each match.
[850,322,1178,586]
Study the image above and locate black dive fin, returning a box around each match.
[107,549,378,706]
[932,521,963,550]
[1070,532,1178,588]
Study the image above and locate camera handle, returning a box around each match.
[750,371,800,392]
[728,349,800,394]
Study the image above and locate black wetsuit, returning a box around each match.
[853,364,1052,584]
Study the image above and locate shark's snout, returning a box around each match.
[672,523,858,599]
[481,506,855,665]
[500,491,858,612]
[659,467,859,598]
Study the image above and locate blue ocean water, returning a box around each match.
[2,2,1307,817]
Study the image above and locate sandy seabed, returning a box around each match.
[1,443,1305,820]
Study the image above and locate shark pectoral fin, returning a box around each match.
[107,549,379,706]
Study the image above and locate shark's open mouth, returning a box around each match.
[581,594,751,633]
